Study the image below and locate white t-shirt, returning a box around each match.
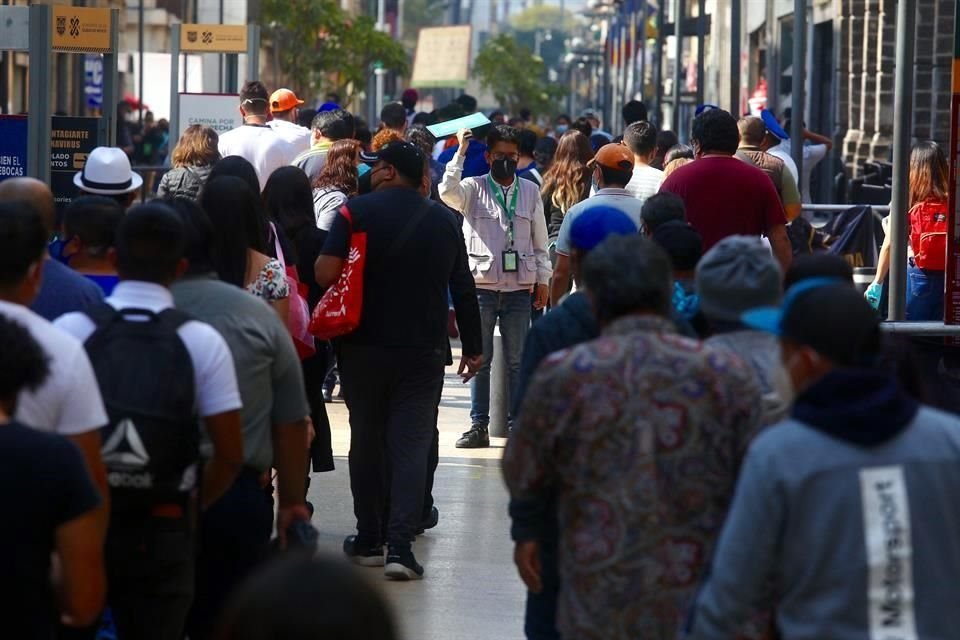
[267,119,312,161]
[777,140,829,204]
[313,187,348,231]
[625,164,665,205]
[1,300,108,436]
[54,281,242,418]
[218,124,298,192]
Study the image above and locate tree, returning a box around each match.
[509,5,578,32]
[263,0,409,104]
[473,34,567,116]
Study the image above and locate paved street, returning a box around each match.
[306,352,526,640]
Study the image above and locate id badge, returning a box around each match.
[502,250,519,273]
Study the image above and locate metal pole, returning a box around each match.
[671,0,682,132]
[101,9,120,147]
[654,2,664,125]
[138,1,144,126]
[730,0,741,114]
[376,0,386,117]
[247,24,260,82]
[790,0,805,179]
[218,0,224,92]
[887,0,916,321]
[169,23,181,156]
[27,4,51,184]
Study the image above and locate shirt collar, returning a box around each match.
[602,314,676,338]
[107,281,174,313]
[595,187,631,196]
[738,145,763,153]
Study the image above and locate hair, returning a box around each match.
[651,220,703,272]
[664,157,693,177]
[664,144,695,165]
[541,131,592,213]
[62,196,124,258]
[313,139,361,194]
[263,167,315,264]
[311,109,356,141]
[0,202,47,290]
[582,234,673,324]
[297,107,317,129]
[508,117,526,128]
[325,92,341,104]
[172,125,220,168]
[656,130,680,157]
[489,110,505,122]
[209,156,261,197]
[737,116,767,146]
[623,121,658,157]
[354,120,372,149]
[519,108,532,121]
[555,113,571,125]
[691,109,740,155]
[571,117,592,139]
[412,112,432,126]
[455,93,478,113]
[641,192,687,233]
[371,128,404,151]
[115,203,186,284]
[622,100,648,126]
[401,90,418,109]
[0,315,50,411]
[380,102,407,130]
[908,140,949,207]
[200,176,268,287]
[533,136,558,170]
[598,165,633,188]
[239,81,269,115]
[783,253,855,290]
[518,129,538,157]
[406,125,437,159]
[164,196,217,276]
[216,554,398,640]
[486,124,522,150]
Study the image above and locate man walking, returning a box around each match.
[736,116,802,221]
[218,81,296,190]
[267,88,312,158]
[316,141,482,580]
[686,282,960,639]
[504,234,763,640]
[439,125,552,448]
[622,120,664,204]
[292,108,357,182]
[56,204,244,640]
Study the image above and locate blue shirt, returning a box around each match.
[83,273,120,296]
[438,140,490,178]
[30,259,104,321]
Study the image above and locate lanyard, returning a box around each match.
[488,173,519,247]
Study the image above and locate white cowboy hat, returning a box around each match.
[73,146,143,195]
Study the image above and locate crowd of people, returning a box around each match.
[2,77,959,640]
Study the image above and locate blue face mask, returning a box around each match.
[555,124,569,135]
[357,163,371,177]
[48,236,73,265]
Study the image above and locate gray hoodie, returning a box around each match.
[687,369,960,640]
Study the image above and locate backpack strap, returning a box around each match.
[154,308,193,333]
[84,302,122,329]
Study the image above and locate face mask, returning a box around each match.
[555,124,568,135]
[491,158,518,180]
[48,237,73,265]
[357,170,373,195]
[357,163,371,177]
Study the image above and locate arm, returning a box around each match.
[873,225,892,285]
[201,410,244,509]
[767,224,793,272]
[315,209,351,288]
[803,129,833,150]
[65,431,109,536]
[270,295,290,326]
[761,179,792,271]
[449,221,483,357]
[530,190,553,306]
[439,130,477,212]
[56,509,106,626]
[550,253,572,308]
[781,168,802,222]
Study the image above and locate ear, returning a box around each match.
[64,235,82,255]
[484,151,492,165]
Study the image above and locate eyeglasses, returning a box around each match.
[491,152,520,162]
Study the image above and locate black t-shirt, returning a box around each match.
[294,226,328,309]
[0,422,100,639]
[321,186,481,354]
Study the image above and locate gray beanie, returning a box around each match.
[696,235,783,322]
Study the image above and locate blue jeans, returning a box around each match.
[906,265,945,321]
[471,289,532,426]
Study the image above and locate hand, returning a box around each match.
[456,128,473,156]
[865,282,882,309]
[514,540,543,593]
[533,284,549,310]
[305,416,316,448]
[458,354,484,383]
[276,503,311,550]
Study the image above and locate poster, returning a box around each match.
[51,5,111,53]
[179,24,247,53]
[0,116,28,183]
[410,26,472,88]
[178,93,242,136]
[50,116,100,215]
[84,55,104,109]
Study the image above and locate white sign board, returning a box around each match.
[178,93,241,136]
[411,26,472,88]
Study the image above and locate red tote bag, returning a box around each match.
[309,207,367,340]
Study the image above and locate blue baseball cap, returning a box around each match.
[695,103,720,116]
[569,205,639,252]
[317,101,340,113]
[761,109,789,140]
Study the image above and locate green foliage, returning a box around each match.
[509,5,578,32]
[263,0,409,104]
[473,34,567,117]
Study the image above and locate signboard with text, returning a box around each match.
[50,116,100,215]
[84,55,104,109]
[52,6,112,53]
[178,93,241,136]
[0,116,28,184]
[179,24,247,53]
[410,26,472,88]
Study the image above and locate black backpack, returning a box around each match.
[83,304,199,513]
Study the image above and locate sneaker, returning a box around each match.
[385,546,424,581]
[417,506,440,535]
[455,424,490,449]
[343,535,385,567]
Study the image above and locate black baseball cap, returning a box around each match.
[742,278,882,367]
[360,141,424,185]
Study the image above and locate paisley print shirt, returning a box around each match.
[503,315,764,640]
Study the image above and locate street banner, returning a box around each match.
[0,116,28,184]
[52,6,112,53]
[179,24,247,53]
[947,0,960,327]
[411,26,472,88]
[50,116,99,215]
[178,93,242,136]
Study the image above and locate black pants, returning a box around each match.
[104,515,195,640]
[303,343,335,473]
[185,470,273,640]
[340,343,446,547]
